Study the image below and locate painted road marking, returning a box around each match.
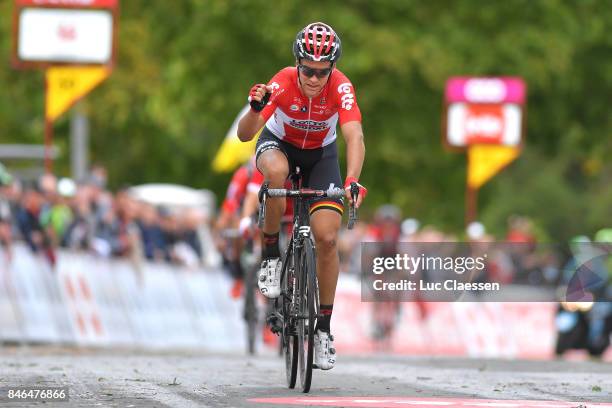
[249,397,612,408]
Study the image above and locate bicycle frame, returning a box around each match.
[257,166,358,392]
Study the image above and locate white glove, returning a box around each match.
[239,216,253,237]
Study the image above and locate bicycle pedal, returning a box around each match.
[266,313,283,334]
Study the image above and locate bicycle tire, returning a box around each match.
[282,249,298,388]
[244,265,257,355]
[298,237,317,393]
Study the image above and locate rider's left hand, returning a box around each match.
[344,177,367,209]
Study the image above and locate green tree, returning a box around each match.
[1,0,610,240]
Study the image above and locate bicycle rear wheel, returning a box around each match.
[282,248,298,389]
[244,265,257,355]
[298,238,318,393]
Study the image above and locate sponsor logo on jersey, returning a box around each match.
[337,82,354,111]
[288,119,329,132]
[269,81,283,104]
[300,106,308,112]
[290,104,299,111]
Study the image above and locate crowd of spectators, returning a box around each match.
[338,204,610,290]
[0,165,205,268]
[1,163,609,286]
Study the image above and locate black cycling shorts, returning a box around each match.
[255,127,344,215]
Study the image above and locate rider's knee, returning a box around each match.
[260,155,288,186]
[316,232,338,253]
[266,167,289,186]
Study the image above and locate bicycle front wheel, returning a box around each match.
[282,248,298,389]
[298,237,318,393]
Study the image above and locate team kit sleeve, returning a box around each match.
[222,166,249,215]
[259,68,292,121]
[247,168,265,194]
[333,72,362,125]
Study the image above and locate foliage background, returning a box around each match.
[1,0,610,239]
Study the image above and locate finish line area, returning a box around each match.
[250,396,612,408]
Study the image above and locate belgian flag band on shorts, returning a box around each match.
[309,200,343,216]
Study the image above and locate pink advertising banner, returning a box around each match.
[445,77,526,105]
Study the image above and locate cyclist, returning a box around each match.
[215,159,257,298]
[237,22,367,370]
[364,205,403,347]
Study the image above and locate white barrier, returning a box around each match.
[0,250,22,342]
[0,244,583,359]
[1,244,248,351]
[9,246,63,343]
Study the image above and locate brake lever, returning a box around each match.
[348,182,359,230]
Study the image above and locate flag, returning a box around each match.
[212,105,262,172]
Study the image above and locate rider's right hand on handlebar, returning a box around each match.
[344,177,367,209]
[248,84,273,112]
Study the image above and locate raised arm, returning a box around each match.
[237,84,272,141]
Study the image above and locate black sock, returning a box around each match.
[262,232,280,259]
[316,304,333,333]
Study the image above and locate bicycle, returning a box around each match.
[258,166,358,393]
[241,232,260,355]
[219,227,263,355]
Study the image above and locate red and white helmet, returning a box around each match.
[293,22,342,63]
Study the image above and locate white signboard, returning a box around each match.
[447,103,521,147]
[18,8,113,64]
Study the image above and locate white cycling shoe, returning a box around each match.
[258,257,281,299]
[313,330,336,370]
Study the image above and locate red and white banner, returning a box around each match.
[448,103,521,147]
[444,77,525,149]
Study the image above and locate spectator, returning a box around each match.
[177,209,204,264]
[137,203,166,261]
[63,182,96,250]
[0,163,15,261]
[44,178,76,247]
[15,185,56,266]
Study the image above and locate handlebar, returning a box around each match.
[266,187,345,198]
[258,185,358,229]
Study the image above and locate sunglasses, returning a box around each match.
[298,64,332,79]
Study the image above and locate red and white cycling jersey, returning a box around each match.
[221,159,258,215]
[260,67,362,149]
